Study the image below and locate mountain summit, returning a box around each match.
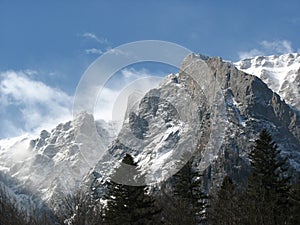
[235,53,300,111]
[0,112,116,208]
[88,53,300,192]
[0,53,299,210]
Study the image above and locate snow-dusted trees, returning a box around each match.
[56,190,104,225]
[0,185,53,225]
[0,185,27,225]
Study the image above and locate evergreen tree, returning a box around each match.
[0,186,27,225]
[104,154,161,225]
[246,129,291,225]
[0,185,53,225]
[172,155,207,224]
[56,190,104,225]
[207,176,242,225]
[289,182,300,225]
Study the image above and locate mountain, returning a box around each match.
[88,53,300,192]
[0,53,299,209]
[234,53,300,111]
[0,112,116,209]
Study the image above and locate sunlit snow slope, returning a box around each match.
[0,112,116,208]
[235,53,300,111]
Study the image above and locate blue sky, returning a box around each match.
[0,0,300,138]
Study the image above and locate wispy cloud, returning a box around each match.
[82,32,109,44]
[121,68,153,79]
[0,67,165,138]
[81,32,111,56]
[0,70,72,137]
[106,48,127,56]
[85,48,103,55]
[94,68,163,124]
[238,40,295,59]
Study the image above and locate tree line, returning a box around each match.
[0,129,299,224]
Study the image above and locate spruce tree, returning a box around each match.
[207,176,242,225]
[172,155,207,224]
[246,129,291,225]
[104,154,161,225]
[289,182,300,225]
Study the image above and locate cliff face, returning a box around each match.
[88,54,300,191]
[1,53,300,209]
[235,53,300,111]
[0,112,116,209]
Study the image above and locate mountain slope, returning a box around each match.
[234,53,300,111]
[88,53,300,192]
[0,112,116,208]
[0,53,300,208]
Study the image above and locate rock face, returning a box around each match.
[235,53,300,111]
[88,54,300,191]
[1,53,300,209]
[0,112,116,209]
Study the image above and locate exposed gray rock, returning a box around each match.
[88,53,300,192]
[235,53,300,112]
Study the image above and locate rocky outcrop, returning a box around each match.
[235,53,300,111]
[88,54,300,191]
[0,112,116,209]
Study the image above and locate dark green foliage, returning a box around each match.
[248,129,290,192]
[0,186,28,225]
[207,176,243,225]
[104,154,161,225]
[289,182,300,225]
[156,188,198,225]
[246,129,291,225]
[0,186,53,225]
[207,129,295,225]
[56,190,104,225]
[170,155,207,224]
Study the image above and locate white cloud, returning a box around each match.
[81,32,111,56]
[260,40,293,54]
[105,47,127,56]
[0,67,166,138]
[82,32,108,44]
[94,68,163,124]
[85,48,103,55]
[0,70,72,137]
[121,68,151,79]
[238,40,295,59]
[238,49,264,60]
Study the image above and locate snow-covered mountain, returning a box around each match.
[0,112,116,209]
[88,53,300,192]
[0,52,299,210]
[235,53,300,111]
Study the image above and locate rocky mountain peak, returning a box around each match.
[88,53,300,191]
[234,53,300,111]
[1,53,300,211]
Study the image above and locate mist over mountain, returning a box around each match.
[0,52,299,216]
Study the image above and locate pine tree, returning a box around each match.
[289,182,300,225]
[104,154,161,225]
[246,129,291,225]
[207,176,243,225]
[56,190,104,225]
[0,186,27,225]
[172,155,207,224]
